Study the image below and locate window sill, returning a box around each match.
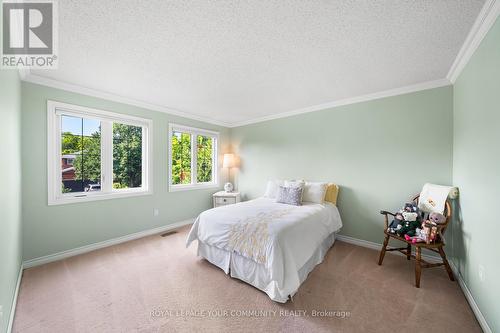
[48,189,152,206]
[169,183,219,192]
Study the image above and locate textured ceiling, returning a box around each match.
[32,0,485,125]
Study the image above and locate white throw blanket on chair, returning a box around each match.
[418,183,456,214]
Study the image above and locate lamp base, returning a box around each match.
[224,182,234,192]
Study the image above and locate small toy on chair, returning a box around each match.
[397,220,420,237]
[387,202,421,235]
[428,212,446,225]
[387,211,404,234]
[420,221,437,244]
[419,212,446,244]
[402,211,418,222]
[404,202,418,213]
[404,228,427,243]
[404,213,445,244]
[387,219,403,234]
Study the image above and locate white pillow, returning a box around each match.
[264,180,284,198]
[284,180,305,188]
[303,182,328,203]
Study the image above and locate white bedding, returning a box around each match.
[186,197,342,301]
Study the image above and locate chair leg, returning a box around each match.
[378,235,390,265]
[415,247,422,288]
[406,243,411,260]
[438,246,455,281]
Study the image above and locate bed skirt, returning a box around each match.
[197,232,336,303]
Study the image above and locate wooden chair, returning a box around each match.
[377,195,454,288]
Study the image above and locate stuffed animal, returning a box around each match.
[404,202,418,213]
[421,221,438,244]
[387,208,404,234]
[405,228,427,243]
[428,212,446,224]
[388,202,421,235]
[402,211,418,222]
[394,211,404,221]
[416,212,445,243]
[387,219,403,234]
[397,220,420,237]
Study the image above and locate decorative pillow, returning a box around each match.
[303,182,328,203]
[264,180,284,198]
[275,186,303,206]
[284,180,305,202]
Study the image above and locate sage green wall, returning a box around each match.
[452,16,500,332]
[21,82,229,261]
[230,86,453,245]
[0,70,22,333]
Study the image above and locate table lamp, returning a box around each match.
[223,153,235,192]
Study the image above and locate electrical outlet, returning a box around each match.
[479,265,485,282]
[153,208,159,217]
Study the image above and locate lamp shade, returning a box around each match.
[223,153,235,168]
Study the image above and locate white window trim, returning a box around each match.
[47,100,153,205]
[168,123,219,192]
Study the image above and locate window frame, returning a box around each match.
[168,123,219,192]
[47,100,153,205]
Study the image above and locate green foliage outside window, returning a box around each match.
[62,131,101,183]
[113,123,142,188]
[62,125,214,190]
[171,132,192,184]
[171,132,214,185]
[61,123,143,190]
[197,135,213,183]
[61,131,81,154]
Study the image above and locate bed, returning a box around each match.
[186,183,342,302]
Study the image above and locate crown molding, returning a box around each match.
[230,78,451,127]
[21,72,232,128]
[16,3,495,129]
[447,0,500,83]
[21,71,450,128]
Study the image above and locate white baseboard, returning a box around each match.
[450,261,492,333]
[23,219,194,269]
[7,265,23,333]
[13,224,491,333]
[335,234,441,263]
[336,234,492,332]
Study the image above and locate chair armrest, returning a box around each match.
[380,210,395,230]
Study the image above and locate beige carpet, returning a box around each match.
[13,225,480,333]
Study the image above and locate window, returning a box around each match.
[169,124,218,191]
[112,123,143,189]
[60,115,101,193]
[48,101,152,205]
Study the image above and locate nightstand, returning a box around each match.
[213,191,241,208]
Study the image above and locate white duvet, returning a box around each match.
[186,197,342,299]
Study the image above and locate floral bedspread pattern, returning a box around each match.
[227,209,293,264]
